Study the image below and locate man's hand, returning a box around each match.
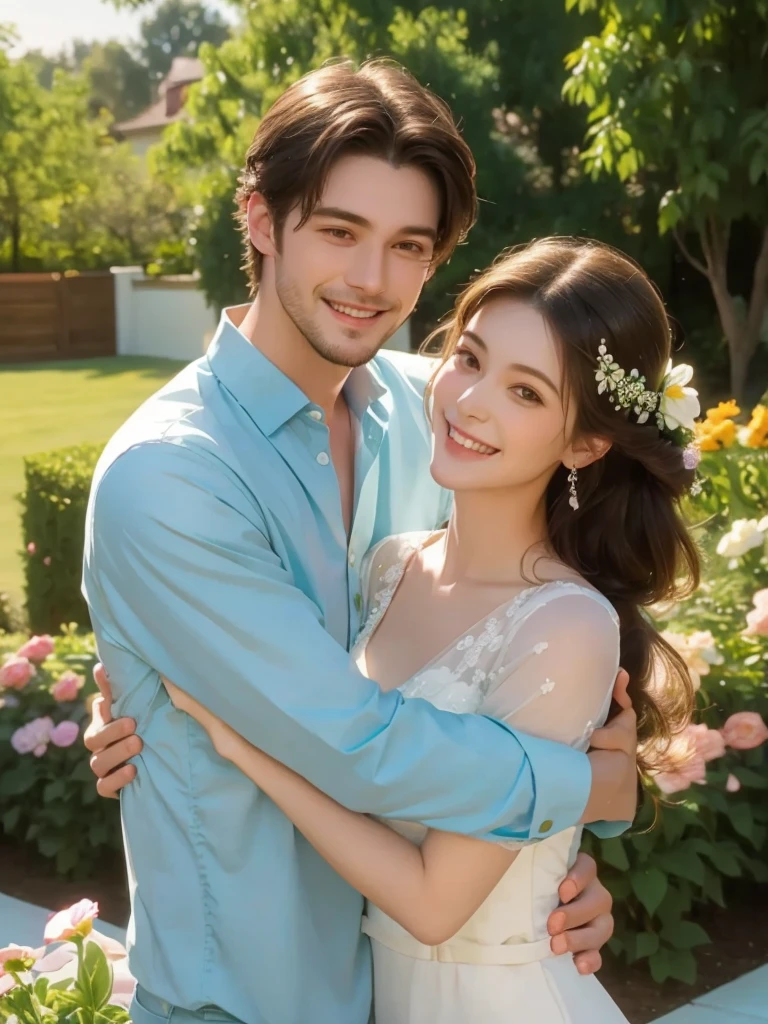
[83,664,142,798]
[546,852,613,974]
[580,668,638,825]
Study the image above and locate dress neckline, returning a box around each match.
[356,533,600,691]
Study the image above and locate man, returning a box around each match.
[82,60,637,1024]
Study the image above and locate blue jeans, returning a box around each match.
[129,986,245,1024]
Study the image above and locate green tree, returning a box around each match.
[25,40,151,122]
[563,0,768,399]
[0,33,184,272]
[139,0,230,81]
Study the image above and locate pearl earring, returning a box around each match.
[568,465,579,511]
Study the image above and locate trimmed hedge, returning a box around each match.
[20,444,103,634]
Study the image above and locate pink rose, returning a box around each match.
[11,716,54,756]
[43,556,51,566]
[654,754,706,794]
[726,774,742,793]
[721,712,768,750]
[49,720,79,748]
[44,899,99,945]
[0,656,36,690]
[26,542,36,555]
[52,670,84,702]
[686,723,726,762]
[744,589,768,636]
[16,634,54,663]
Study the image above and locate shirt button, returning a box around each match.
[316,451,330,466]
[308,409,323,421]
[348,552,356,567]
[539,819,554,834]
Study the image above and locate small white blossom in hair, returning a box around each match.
[595,343,624,394]
[656,361,700,433]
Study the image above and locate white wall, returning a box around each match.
[113,265,413,362]
[112,267,217,361]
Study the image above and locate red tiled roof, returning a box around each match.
[115,57,204,136]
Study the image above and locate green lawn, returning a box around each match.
[0,356,186,609]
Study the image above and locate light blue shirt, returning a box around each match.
[83,313,617,1024]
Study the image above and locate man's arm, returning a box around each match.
[84,442,636,840]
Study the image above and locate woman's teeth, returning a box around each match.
[328,301,380,319]
[447,424,498,455]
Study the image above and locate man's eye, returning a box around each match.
[323,228,352,240]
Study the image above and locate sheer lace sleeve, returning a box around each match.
[481,587,621,752]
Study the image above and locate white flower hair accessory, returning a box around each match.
[595,341,700,444]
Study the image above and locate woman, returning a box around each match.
[166,237,701,1023]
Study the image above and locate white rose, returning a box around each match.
[716,519,765,558]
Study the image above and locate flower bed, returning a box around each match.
[0,629,121,878]
[586,398,768,983]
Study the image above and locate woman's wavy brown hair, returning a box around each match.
[424,237,700,775]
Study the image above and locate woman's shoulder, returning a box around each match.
[510,575,620,634]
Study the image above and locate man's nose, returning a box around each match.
[344,244,387,296]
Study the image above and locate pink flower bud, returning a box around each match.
[43,556,52,566]
[16,634,54,663]
[726,774,741,793]
[0,656,36,690]
[44,899,99,944]
[26,542,36,555]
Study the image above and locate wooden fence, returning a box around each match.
[0,272,116,364]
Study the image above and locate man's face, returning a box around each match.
[267,154,441,367]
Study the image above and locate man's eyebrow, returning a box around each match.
[312,206,437,242]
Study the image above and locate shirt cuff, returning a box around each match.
[586,819,631,838]
[491,732,592,843]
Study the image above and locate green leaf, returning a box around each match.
[600,837,630,871]
[631,867,668,916]
[655,849,705,886]
[661,920,710,950]
[665,947,698,984]
[82,940,113,1011]
[649,949,671,984]
[729,802,754,841]
[634,931,660,960]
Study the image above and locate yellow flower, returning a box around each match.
[696,417,736,451]
[742,404,768,448]
[705,400,741,424]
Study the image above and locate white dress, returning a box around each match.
[351,533,629,1024]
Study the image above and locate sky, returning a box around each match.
[5,0,233,56]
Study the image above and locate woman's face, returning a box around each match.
[430,297,578,494]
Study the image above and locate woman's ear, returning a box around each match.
[246,193,278,259]
[564,434,612,471]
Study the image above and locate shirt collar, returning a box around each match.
[206,305,390,436]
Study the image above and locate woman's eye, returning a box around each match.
[511,385,542,404]
[455,346,480,370]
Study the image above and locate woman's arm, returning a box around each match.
[165,679,515,945]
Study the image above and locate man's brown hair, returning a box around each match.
[235,59,477,292]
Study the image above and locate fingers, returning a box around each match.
[612,668,631,709]
[88,731,142,778]
[549,867,611,936]
[557,851,597,906]
[590,707,637,755]
[93,663,113,705]
[83,707,137,753]
[573,949,603,976]
[96,763,137,799]
[550,913,613,963]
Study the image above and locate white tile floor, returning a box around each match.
[2,892,766,1022]
[653,965,768,1023]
